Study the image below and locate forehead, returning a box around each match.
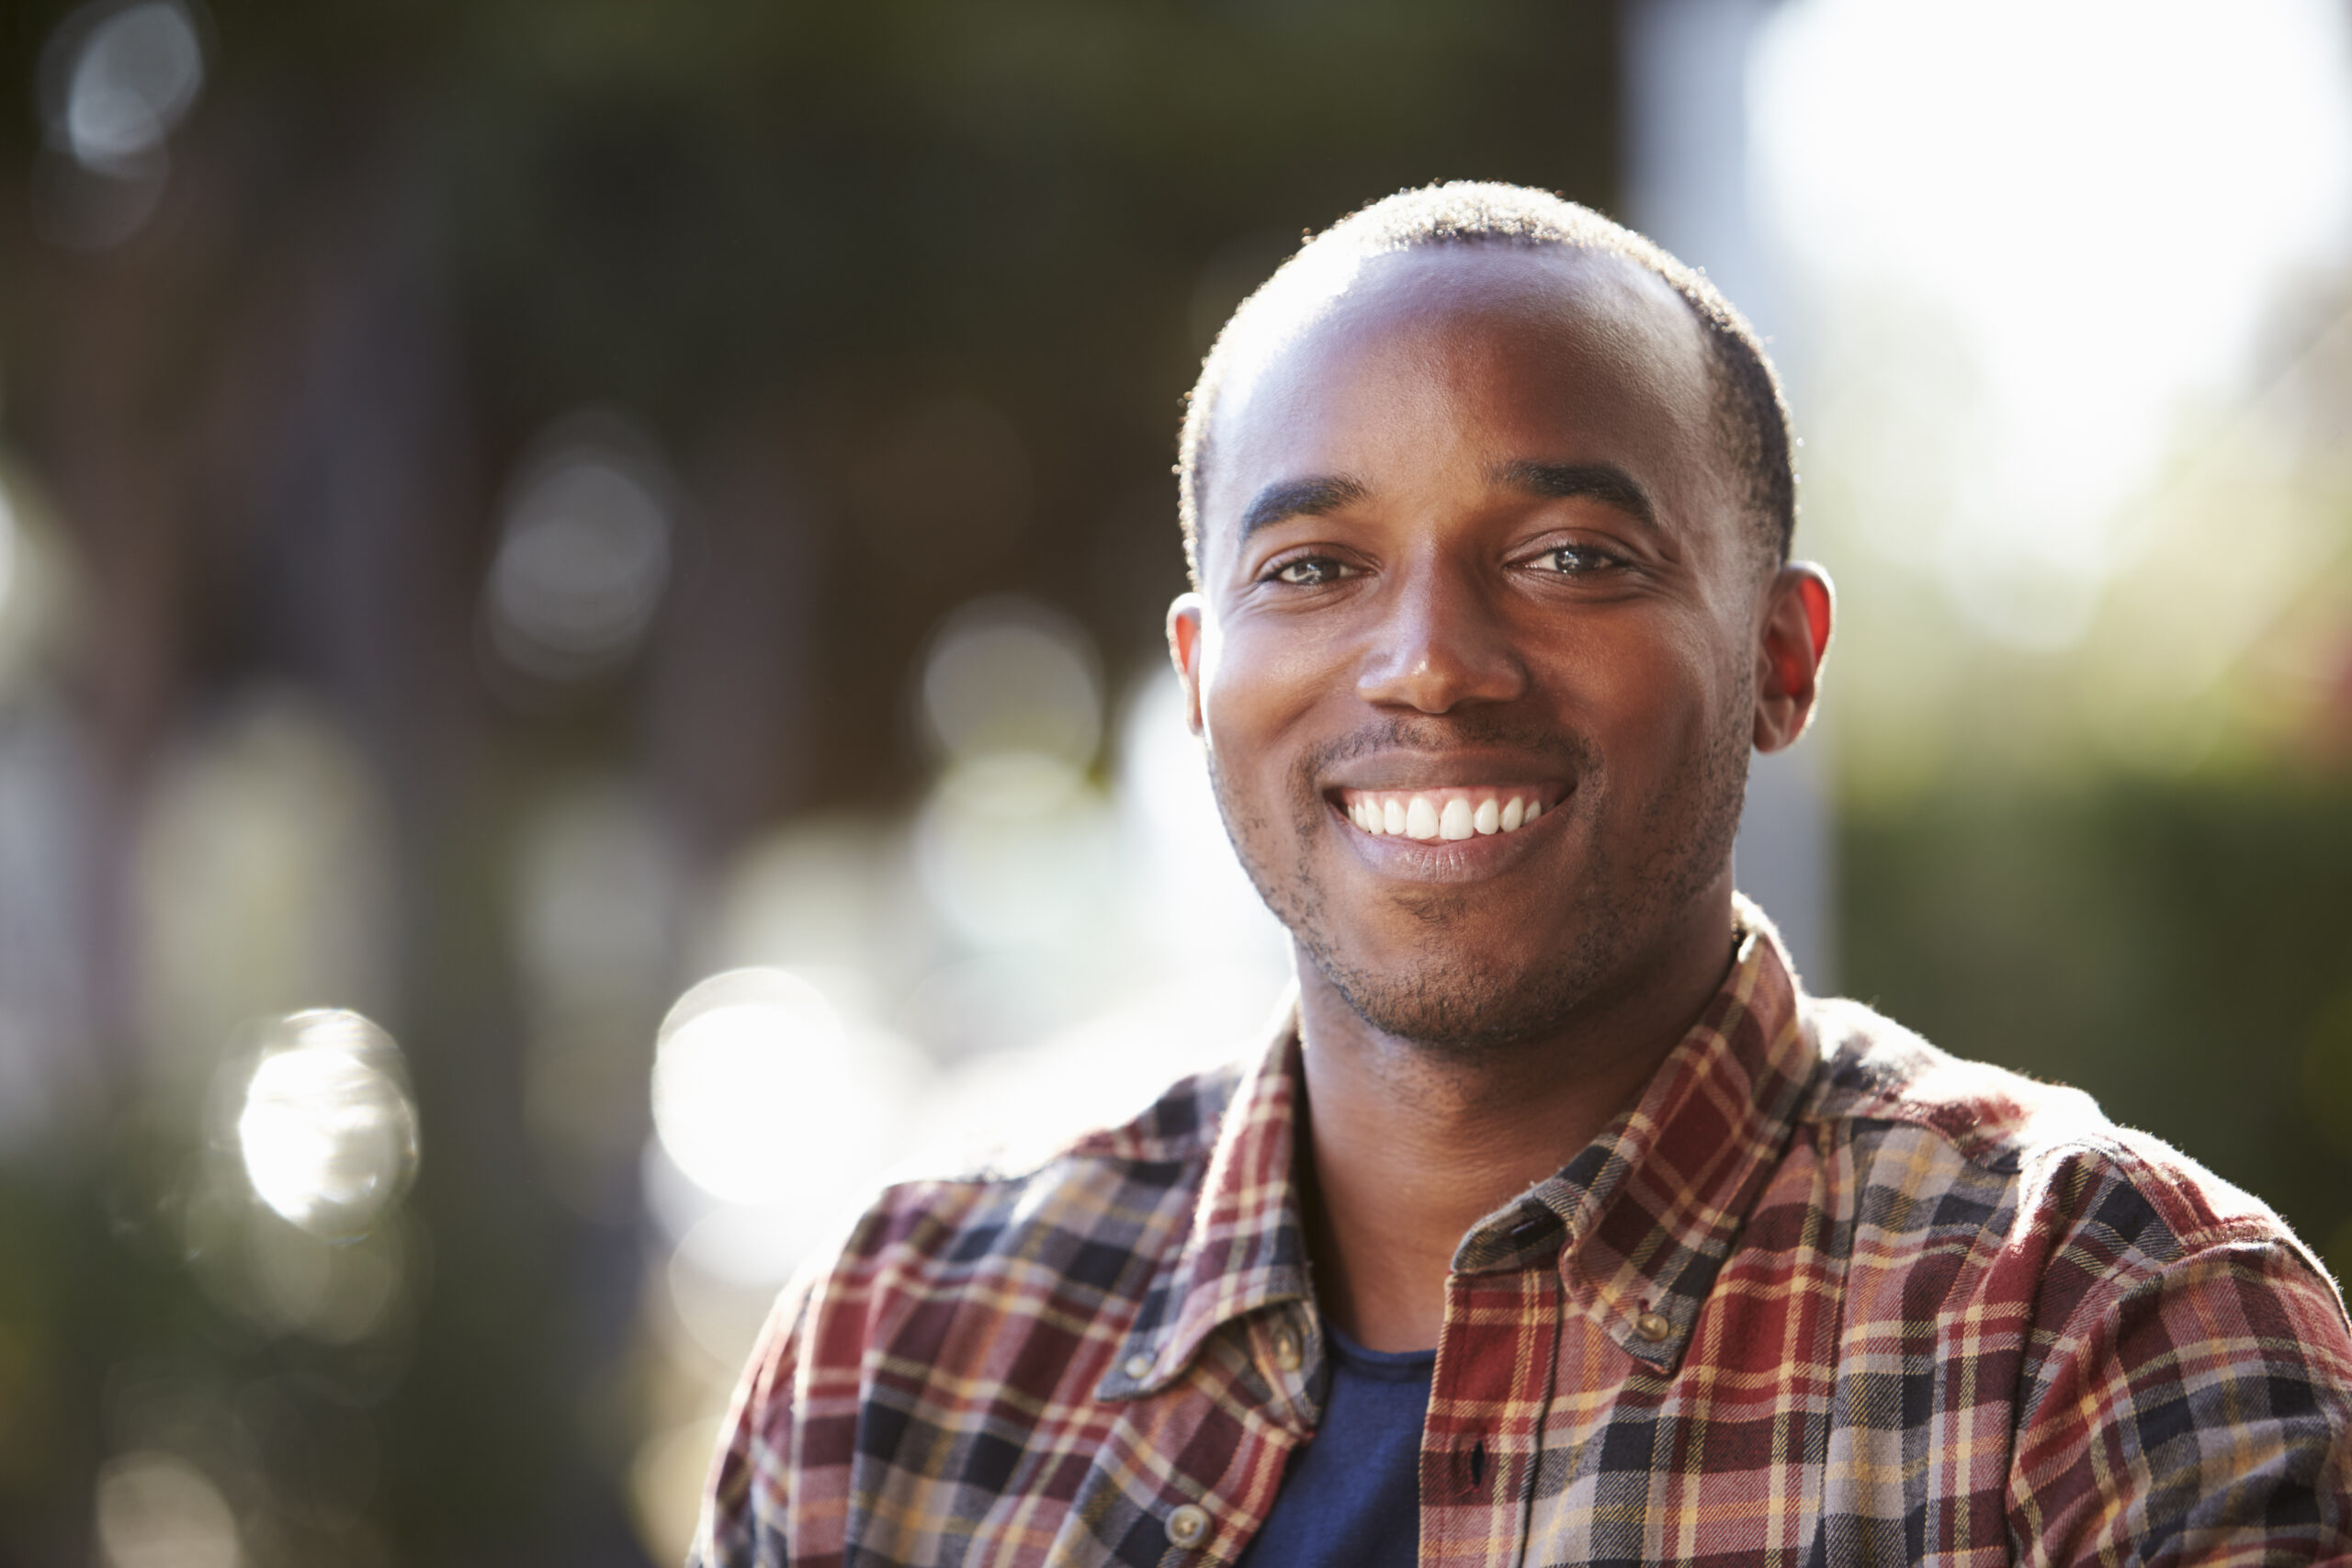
[1201,245,1726,547]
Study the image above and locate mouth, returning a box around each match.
[1331,784,1559,842]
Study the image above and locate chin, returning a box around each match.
[1303,934,1613,1053]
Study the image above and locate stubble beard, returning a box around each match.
[1209,699,1752,1055]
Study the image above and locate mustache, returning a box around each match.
[1295,714,1600,780]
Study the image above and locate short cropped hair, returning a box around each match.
[1177,182,1795,580]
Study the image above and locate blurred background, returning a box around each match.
[0,0,2348,1562]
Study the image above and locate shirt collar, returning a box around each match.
[1098,987,1314,1399]
[1100,898,1814,1398]
[1455,900,1815,1375]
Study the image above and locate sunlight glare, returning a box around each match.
[235,1010,419,1239]
[1754,0,2352,644]
[650,968,924,1206]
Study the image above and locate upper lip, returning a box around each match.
[1318,750,1577,795]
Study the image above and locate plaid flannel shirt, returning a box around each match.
[692,918,2352,1567]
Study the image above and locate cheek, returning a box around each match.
[1556,621,1734,764]
[1198,616,1340,773]
[1194,616,1245,760]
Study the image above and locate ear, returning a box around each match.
[1753,563,1834,753]
[1167,592,1208,737]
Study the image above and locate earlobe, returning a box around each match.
[1167,593,1207,737]
[1753,563,1835,753]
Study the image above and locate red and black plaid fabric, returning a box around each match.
[692,920,2352,1567]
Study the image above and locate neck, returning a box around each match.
[1295,894,1739,1351]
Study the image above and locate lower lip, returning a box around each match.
[1326,798,1562,883]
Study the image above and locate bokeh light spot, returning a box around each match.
[914,752,1114,949]
[486,414,675,682]
[650,968,922,1207]
[94,1451,239,1568]
[235,1010,419,1239]
[57,1,205,173]
[919,595,1103,769]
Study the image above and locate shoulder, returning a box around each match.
[802,1055,1248,1317]
[1800,995,2337,1283]
[693,1057,1259,1563]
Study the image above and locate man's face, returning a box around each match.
[1172,244,1810,1049]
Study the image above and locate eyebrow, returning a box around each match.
[1489,459,1658,530]
[1236,462,1659,545]
[1238,475,1369,541]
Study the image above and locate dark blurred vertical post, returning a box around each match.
[1622,0,1834,988]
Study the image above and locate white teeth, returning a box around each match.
[1346,791,1548,838]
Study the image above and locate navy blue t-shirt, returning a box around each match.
[1233,1325,1434,1568]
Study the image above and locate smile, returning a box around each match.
[1335,785,1553,841]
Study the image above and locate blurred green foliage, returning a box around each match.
[1843,771,2352,1280]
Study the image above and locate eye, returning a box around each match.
[1537,543,1623,575]
[1268,556,1357,586]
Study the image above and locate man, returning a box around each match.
[693,183,2352,1566]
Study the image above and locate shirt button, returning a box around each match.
[1123,1352,1154,1380]
[1270,1325,1302,1372]
[1634,1310,1671,1344]
[1165,1503,1211,1548]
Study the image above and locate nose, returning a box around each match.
[1354,558,1528,713]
